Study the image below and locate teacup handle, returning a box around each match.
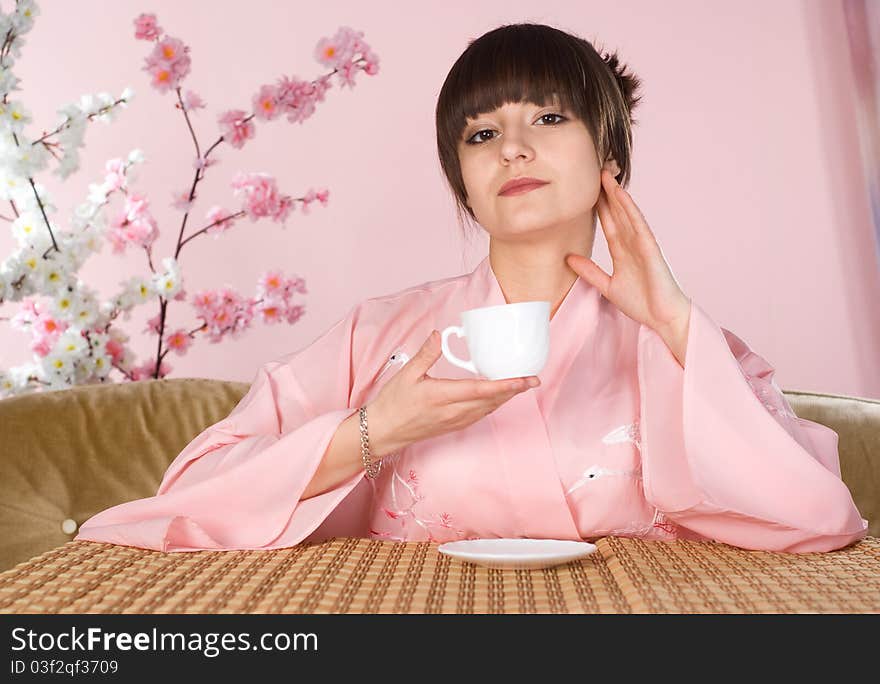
[441,325,478,375]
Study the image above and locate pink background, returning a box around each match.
[1,0,878,398]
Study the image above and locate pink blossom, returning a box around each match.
[192,291,217,310]
[144,62,181,94]
[182,90,205,111]
[152,360,173,378]
[299,187,329,215]
[255,298,285,324]
[108,193,159,253]
[133,13,161,41]
[193,155,218,171]
[287,276,307,295]
[23,307,69,357]
[31,338,52,357]
[257,270,285,295]
[345,28,369,55]
[274,75,327,125]
[314,27,359,69]
[151,36,191,73]
[19,298,40,319]
[191,287,255,343]
[231,172,293,224]
[314,37,344,69]
[257,270,308,304]
[205,206,236,235]
[217,109,255,149]
[337,61,358,89]
[124,193,150,220]
[171,189,194,212]
[252,84,281,121]
[35,315,66,337]
[104,158,127,191]
[143,36,192,93]
[165,329,192,355]
[143,314,162,335]
[313,27,379,86]
[105,339,125,363]
[284,303,305,325]
[130,358,172,380]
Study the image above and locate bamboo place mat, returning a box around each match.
[0,536,878,614]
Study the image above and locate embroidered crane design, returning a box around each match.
[375,348,411,381]
[565,420,642,495]
[601,420,641,451]
[368,455,467,542]
[565,463,643,495]
[368,346,468,542]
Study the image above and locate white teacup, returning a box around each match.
[440,301,550,380]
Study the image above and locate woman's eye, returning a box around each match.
[464,113,567,145]
[538,113,566,125]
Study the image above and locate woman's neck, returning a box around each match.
[488,227,595,319]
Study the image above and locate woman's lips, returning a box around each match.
[499,182,548,197]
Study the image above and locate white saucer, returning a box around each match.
[437,538,598,570]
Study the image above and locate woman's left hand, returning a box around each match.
[565,168,691,338]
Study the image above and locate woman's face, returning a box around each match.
[457,97,620,238]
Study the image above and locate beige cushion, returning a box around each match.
[0,379,248,572]
[0,379,876,572]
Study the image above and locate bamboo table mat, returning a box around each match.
[1,536,877,614]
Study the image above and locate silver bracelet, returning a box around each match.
[359,406,382,479]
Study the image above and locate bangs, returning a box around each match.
[440,25,595,142]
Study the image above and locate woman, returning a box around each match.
[76,23,868,554]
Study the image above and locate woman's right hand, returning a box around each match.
[364,329,540,458]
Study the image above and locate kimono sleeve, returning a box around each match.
[74,303,367,552]
[636,299,869,553]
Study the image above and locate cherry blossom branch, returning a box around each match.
[177,211,246,250]
[9,130,60,253]
[29,98,126,147]
[0,8,376,395]
[175,87,201,159]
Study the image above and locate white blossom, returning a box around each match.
[117,275,157,310]
[49,287,77,320]
[0,364,38,396]
[10,211,41,246]
[3,135,51,177]
[32,251,73,293]
[12,0,40,34]
[55,328,89,356]
[152,257,182,299]
[0,166,26,201]
[0,67,20,99]
[87,351,113,379]
[0,100,32,135]
[86,181,111,205]
[120,87,135,107]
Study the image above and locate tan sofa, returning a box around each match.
[1,378,877,572]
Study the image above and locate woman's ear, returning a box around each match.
[602,157,621,177]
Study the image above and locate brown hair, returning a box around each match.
[435,22,643,238]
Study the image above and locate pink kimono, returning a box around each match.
[75,255,869,554]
